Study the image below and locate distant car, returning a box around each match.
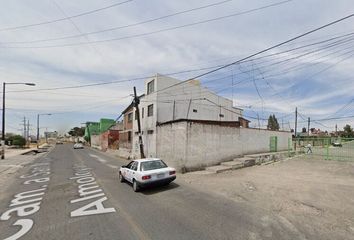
[73,143,84,149]
[119,158,176,192]
[332,142,342,147]
[56,141,63,144]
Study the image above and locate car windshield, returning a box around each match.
[141,160,168,171]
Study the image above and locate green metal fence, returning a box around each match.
[293,137,354,161]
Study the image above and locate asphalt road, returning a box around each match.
[0,144,302,240]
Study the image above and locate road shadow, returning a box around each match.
[140,182,180,195]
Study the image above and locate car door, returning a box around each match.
[129,162,138,182]
[123,161,134,182]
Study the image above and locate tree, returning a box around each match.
[68,127,85,137]
[267,114,280,131]
[302,127,307,133]
[342,124,354,138]
[7,135,26,147]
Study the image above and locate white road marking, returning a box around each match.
[69,165,116,217]
[70,197,116,217]
[3,219,34,240]
[88,154,107,163]
[1,162,51,240]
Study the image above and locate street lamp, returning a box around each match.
[37,113,52,149]
[2,82,36,159]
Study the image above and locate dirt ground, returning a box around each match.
[179,156,354,240]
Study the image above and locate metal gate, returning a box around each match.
[269,136,278,152]
[293,137,354,161]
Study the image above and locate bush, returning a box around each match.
[7,135,26,147]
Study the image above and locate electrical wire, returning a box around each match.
[0,0,133,32]
[0,0,293,49]
[5,30,354,95]
[0,0,233,44]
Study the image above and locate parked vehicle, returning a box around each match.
[332,142,342,147]
[73,143,84,149]
[119,158,176,192]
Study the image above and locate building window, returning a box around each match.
[135,110,138,120]
[142,108,144,118]
[219,114,224,118]
[147,130,154,134]
[147,80,155,95]
[128,131,132,142]
[147,104,153,117]
[193,109,197,113]
[128,112,133,122]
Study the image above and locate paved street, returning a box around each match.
[0,144,310,240]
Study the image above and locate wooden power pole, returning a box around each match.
[307,117,310,136]
[133,87,145,158]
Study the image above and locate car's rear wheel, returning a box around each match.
[133,180,139,192]
[119,172,124,183]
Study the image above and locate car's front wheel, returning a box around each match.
[133,180,139,192]
[119,172,124,183]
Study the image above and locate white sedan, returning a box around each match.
[73,143,84,149]
[119,158,176,192]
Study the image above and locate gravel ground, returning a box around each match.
[179,157,354,240]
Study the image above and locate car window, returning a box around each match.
[141,160,168,171]
[126,161,134,169]
[131,162,138,171]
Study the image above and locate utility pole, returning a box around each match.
[335,124,338,136]
[294,107,298,137]
[2,83,5,159]
[172,100,176,120]
[307,117,310,136]
[27,120,30,147]
[133,87,145,158]
[294,107,298,150]
[23,117,26,139]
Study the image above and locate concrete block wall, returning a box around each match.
[90,135,101,150]
[156,121,291,172]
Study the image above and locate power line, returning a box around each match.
[187,12,354,80]
[5,30,354,94]
[0,0,293,49]
[141,14,354,99]
[0,0,133,32]
[0,0,233,44]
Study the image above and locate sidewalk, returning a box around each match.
[3,147,35,158]
[0,144,52,200]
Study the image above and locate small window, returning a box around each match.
[131,162,138,171]
[135,110,138,120]
[127,112,133,122]
[128,131,132,142]
[147,130,154,134]
[142,108,144,118]
[135,132,139,135]
[148,104,153,117]
[147,80,155,95]
[193,109,197,113]
[219,114,224,118]
[126,161,134,169]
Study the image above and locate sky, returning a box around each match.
[1,0,354,136]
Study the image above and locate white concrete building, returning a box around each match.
[132,74,245,158]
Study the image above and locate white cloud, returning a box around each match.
[1,0,354,134]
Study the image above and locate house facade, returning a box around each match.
[131,74,245,158]
[119,103,134,150]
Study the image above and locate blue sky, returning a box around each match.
[1,0,354,136]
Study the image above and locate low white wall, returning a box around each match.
[156,121,291,172]
[90,135,101,150]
